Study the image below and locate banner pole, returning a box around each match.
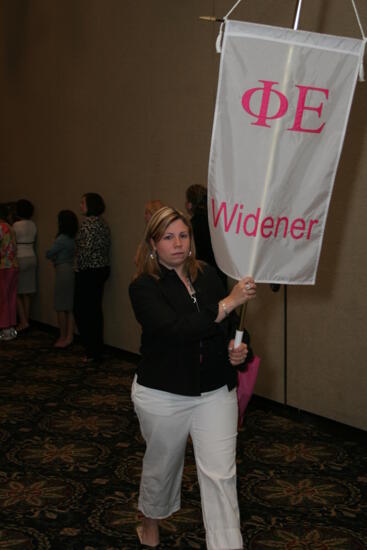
[292,0,303,31]
[239,302,248,331]
[235,0,303,348]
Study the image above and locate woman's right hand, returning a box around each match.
[216,277,256,323]
[228,276,256,308]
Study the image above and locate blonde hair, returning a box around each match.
[134,206,202,281]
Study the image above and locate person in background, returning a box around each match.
[46,210,78,348]
[13,199,37,333]
[74,193,111,363]
[0,204,19,341]
[129,206,256,549]
[4,202,17,225]
[185,184,227,287]
[144,200,164,224]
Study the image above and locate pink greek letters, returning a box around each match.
[288,85,328,133]
[242,81,288,128]
[241,80,329,133]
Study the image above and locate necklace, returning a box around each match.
[185,277,199,309]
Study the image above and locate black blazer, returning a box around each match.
[129,263,252,396]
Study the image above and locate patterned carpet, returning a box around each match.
[0,325,366,549]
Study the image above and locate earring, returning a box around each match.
[149,252,155,260]
[188,250,192,257]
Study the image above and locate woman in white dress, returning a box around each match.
[13,199,37,332]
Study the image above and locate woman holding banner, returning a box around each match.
[129,206,256,549]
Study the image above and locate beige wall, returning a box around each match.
[1,1,366,430]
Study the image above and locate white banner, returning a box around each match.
[208,20,365,284]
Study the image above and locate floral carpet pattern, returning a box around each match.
[0,326,366,549]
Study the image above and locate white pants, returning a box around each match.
[131,377,243,550]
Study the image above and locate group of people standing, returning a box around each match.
[0,199,37,341]
[0,193,111,363]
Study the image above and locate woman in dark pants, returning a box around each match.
[74,193,111,363]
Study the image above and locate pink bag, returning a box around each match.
[237,355,260,427]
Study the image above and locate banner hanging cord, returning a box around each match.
[351,0,366,39]
[217,1,366,79]
[219,0,365,37]
[223,0,244,20]
[350,0,366,81]
[216,0,245,52]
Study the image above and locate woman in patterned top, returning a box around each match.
[74,193,111,363]
[0,204,19,341]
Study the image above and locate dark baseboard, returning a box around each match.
[30,319,141,365]
[31,320,366,438]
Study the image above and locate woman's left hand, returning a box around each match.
[228,339,248,366]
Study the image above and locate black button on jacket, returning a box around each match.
[129,263,252,396]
